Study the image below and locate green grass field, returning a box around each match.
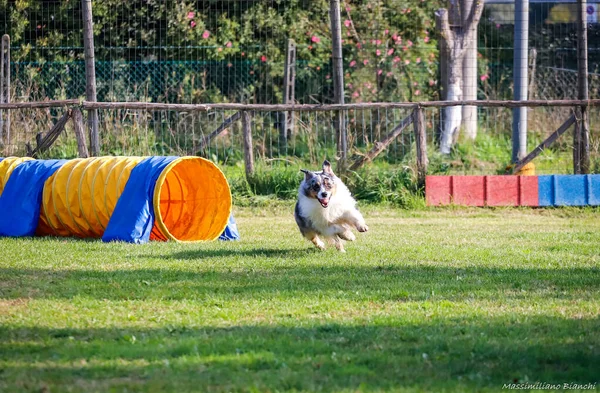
[0,205,599,392]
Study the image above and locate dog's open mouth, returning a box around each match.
[317,197,330,208]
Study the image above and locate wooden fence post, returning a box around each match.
[280,39,296,153]
[71,108,90,158]
[82,0,100,156]
[329,0,347,172]
[575,0,590,174]
[242,111,254,179]
[0,34,11,151]
[413,107,428,187]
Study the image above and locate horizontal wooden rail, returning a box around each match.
[81,101,211,111]
[418,99,600,109]
[2,99,600,112]
[0,99,79,109]
[82,99,600,111]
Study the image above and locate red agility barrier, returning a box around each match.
[426,175,540,207]
[425,175,452,206]
[486,176,519,206]
[452,176,485,206]
[519,176,539,206]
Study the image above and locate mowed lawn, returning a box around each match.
[0,206,599,392]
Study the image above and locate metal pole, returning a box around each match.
[330,0,347,171]
[512,0,529,163]
[576,0,590,174]
[82,0,99,156]
[461,0,478,140]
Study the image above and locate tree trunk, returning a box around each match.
[440,54,464,154]
[436,2,484,154]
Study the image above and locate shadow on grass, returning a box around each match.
[0,316,598,392]
[154,247,315,260]
[0,264,598,301]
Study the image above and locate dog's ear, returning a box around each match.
[300,169,314,181]
[322,160,334,176]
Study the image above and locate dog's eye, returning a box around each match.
[312,184,320,191]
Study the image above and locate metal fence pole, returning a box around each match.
[82,0,100,156]
[329,0,347,171]
[512,0,529,163]
[461,0,478,140]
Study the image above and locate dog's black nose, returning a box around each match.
[320,192,329,198]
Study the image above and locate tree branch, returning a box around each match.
[463,0,484,39]
[435,8,453,44]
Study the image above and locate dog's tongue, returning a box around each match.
[318,198,329,208]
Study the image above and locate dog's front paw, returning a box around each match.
[335,243,346,253]
[314,239,326,250]
[338,230,356,241]
[356,223,369,233]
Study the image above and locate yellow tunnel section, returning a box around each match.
[0,157,34,195]
[33,156,232,242]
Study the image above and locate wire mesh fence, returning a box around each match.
[481,2,600,101]
[1,0,438,103]
[2,1,598,103]
[1,1,600,177]
[3,103,599,177]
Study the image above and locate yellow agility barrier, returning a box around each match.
[0,156,232,242]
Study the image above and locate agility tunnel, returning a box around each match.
[0,156,239,243]
[426,175,600,207]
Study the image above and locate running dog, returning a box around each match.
[294,160,368,252]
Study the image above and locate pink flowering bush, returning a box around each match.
[4,0,443,104]
[336,0,441,102]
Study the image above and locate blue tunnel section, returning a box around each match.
[0,159,67,237]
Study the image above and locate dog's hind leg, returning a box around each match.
[310,235,326,250]
[332,235,346,253]
[337,226,356,241]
